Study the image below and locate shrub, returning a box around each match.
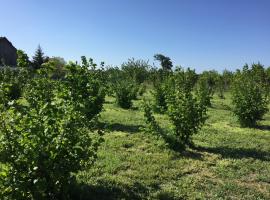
[0,68,32,106]
[121,58,150,85]
[0,77,103,199]
[195,78,213,107]
[114,81,134,109]
[63,62,105,123]
[166,71,208,149]
[232,65,269,127]
[130,83,140,100]
[138,84,146,96]
[142,100,161,134]
[152,82,168,113]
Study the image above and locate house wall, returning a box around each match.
[0,38,17,66]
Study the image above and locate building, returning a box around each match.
[0,37,17,66]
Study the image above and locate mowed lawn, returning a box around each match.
[75,93,270,200]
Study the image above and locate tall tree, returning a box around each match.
[32,45,45,70]
[154,54,173,71]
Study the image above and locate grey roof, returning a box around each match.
[0,37,17,50]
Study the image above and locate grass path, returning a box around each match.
[75,94,270,200]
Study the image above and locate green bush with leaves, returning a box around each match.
[152,82,168,113]
[232,65,269,127]
[114,81,135,109]
[63,61,105,123]
[138,83,146,96]
[166,70,208,149]
[121,58,150,85]
[0,68,32,106]
[195,78,213,107]
[0,65,104,199]
[142,100,161,135]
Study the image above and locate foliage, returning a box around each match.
[216,74,225,99]
[166,69,208,148]
[121,58,150,85]
[222,69,233,91]
[232,64,269,127]
[138,83,146,96]
[41,57,66,79]
[195,78,213,107]
[104,67,123,96]
[32,45,47,70]
[17,50,30,68]
[152,81,168,113]
[0,68,31,106]
[154,54,173,71]
[63,60,105,123]
[114,81,134,109]
[142,100,161,135]
[0,58,105,199]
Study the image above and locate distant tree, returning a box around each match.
[32,45,46,70]
[121,58,150,84]
[222,69,233,90]
[42,57,66,79]
[154,54,173,71]
[17,50,30,68]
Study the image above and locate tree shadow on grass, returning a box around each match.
[193,146,270,161]
[154,128,204,160]
[99,122,142,134]
[69,180,147,200]
[212,103,231,111]
[255,124,270,131]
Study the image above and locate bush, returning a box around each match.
[152,82,168,113]
[121,58,150,85]
[63,62,105,123]
[0,68,32,106]
[195,78,213,107]
[0,67,104,199]
[138,84,146,96]
[130,83,140,100]
[142,100,161,134]
[166,70,208,149]
[114,81,134,109]
[232,65,269,127]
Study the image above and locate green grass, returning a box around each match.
[74,93,270,200]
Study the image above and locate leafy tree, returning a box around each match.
[222,69,233,91]
[41,57,66,79]
[143,100,162,135]
[166,69,208,149]
[121,58,150,84]
[0,68,32,107]
[63,61,105,123]
[114,81,135,109]
[216,74,225,99]
[195,78,213,107]
[32,45,46,70]
[17,50,30,68]
[232,65,269,127]
[154,54,173,71]
[152,80,169,113]
[0,63,104,198]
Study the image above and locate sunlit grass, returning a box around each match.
[75,93,269,199]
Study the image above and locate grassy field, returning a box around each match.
[73,93,270,200]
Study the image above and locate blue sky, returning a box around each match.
[1,0,270,72]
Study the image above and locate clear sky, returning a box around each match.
[1,0,270,72]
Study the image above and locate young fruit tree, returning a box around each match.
[232,64,269,127]
[0,63,104,199]
[165,68,208,149]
